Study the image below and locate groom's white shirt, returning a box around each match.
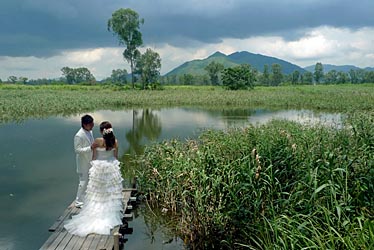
[74,127,94,202]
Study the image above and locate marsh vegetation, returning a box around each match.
[1,83,373,249]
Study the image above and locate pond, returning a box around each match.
[0,107,343,250]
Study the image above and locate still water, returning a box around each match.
[0,107,343,250]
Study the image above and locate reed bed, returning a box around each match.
[1,84,374,123]
[137,112,374,249]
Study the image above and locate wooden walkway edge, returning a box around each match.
[39,189,136,250]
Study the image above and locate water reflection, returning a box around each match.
[248,109,344,128]
[125,109,162,155]
[0,107,344,250]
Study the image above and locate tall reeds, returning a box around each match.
[137,113,374,249]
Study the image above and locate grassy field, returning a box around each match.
[1,83,374,123]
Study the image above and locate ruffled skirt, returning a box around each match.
[64,159,123,237]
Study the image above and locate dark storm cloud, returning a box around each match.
[1,0,373,57]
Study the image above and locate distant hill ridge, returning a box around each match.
[165,51,307,76]
[304,64,374,73]
[165,51,374,77]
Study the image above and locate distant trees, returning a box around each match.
[314,62,324,84]
[291,70,301,85]
[204,61,224,85]
[110,69,128,85]
[222,64,256,90]
[61,67,95,84]
[261,65,270,85]
[179,74,194,85]
[270,64,283,86]
[7,76,17,83]
[136,48,161,89]
[302,72,313,84]
[108,8,144,88]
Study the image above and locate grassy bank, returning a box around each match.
[137,112,374,249]
[1,83,374,123]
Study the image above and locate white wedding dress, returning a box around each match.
[64,148,123,237]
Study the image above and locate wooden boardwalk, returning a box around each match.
[40,189,136,250]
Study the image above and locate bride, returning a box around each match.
[64,121,123,237]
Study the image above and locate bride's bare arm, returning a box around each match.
[92,138,101,160]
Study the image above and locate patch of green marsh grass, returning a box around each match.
[137,112,374,249]
[1,84,374,123]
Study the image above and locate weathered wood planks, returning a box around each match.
[39,189,134,250]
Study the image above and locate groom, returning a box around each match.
[74,114,97,208]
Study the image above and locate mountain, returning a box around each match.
[165,51,238,76]
[227,51,307,74]
[165,51,307,76]
[304,64,374,73]
[364,67,374,71]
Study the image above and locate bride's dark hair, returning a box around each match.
[99,121,116,150]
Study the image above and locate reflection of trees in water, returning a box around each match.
[205,108,255,127]
[126,109,162,154]
[120,109,162,182]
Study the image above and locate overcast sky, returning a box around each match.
[0,0,373,80]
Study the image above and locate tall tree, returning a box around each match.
[108,8,144,88]
[291,70,300,85]
[314,62,324,84]
[204,61,224,85]
[271,63,283,86]
[262,64,270,86]
[349,69,358,84]
[136,48,161,89]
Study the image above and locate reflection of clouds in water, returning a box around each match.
[62,108,344,131]
[160,108,226,129]
[249,110,344,128]
[0,238,14,250]
[64,110,134,128]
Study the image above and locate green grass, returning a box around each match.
[1,83,374,123]
[137,113,374,249]
[2,83,373,248]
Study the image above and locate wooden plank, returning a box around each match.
[44,230,69,250]
[49,203,80,232]
[96,235,111,250]
[39,228,63,250]
[69,236,87,250]
[79,234,96,250]
[89,234,103,249]
[55,231,74,250]
[102,236,114,250]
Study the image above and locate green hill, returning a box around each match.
[165,51,307,76]
[228,51,307,74]
[165,52,238,76]
[304,64,374,73]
